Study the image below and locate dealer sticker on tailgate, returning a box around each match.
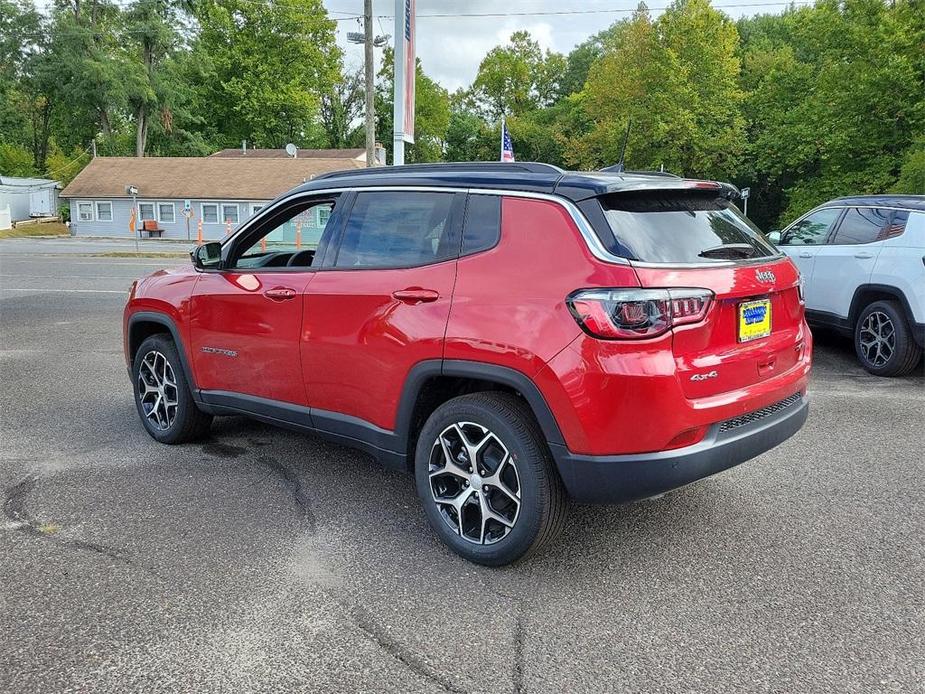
[738,299,772,342]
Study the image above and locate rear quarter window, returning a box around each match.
[600,191,778,263]
[462,194,501,256]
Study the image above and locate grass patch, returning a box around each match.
[0,222,70,239]
[90,251,189,258]
[37,522,62,535]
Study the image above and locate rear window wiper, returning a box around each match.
[698,243,759,260]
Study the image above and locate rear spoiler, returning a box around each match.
[555,173,741,202]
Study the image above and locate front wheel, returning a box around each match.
[414,392,567,566]
[854,300,922,377]
[132,334,212,443]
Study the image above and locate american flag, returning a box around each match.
[501,118,515,162]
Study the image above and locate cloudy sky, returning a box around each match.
[324,0,806,92]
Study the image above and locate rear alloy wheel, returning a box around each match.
[415,392,566,566]
[854,300,922,377]
[133,334,212,443]
[429,422,522,546]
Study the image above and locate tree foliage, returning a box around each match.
[1,0,922,231]
[375,48,451,163]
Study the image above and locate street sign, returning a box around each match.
[741,187,751,199]
[183,199,192,211]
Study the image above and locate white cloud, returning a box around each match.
[325,0,793,91]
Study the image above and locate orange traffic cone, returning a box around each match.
[197,219,203,245]
[260,237,267,253]
[295,221,302,249]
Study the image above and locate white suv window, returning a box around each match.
[782,208,841,245]
[830,207,889,245]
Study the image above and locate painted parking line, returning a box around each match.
[0,288,126,294]
[0,274,143,279]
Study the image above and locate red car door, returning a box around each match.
[301,190,465,432]
[189,195,342,405]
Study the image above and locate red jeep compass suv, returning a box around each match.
[124,162,811,565]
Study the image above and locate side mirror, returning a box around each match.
[191,241,222,270]
[768,230,782,244]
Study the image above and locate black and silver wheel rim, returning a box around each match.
[859,311,895,367]
[137,350,178,431]
[428,422,521,545]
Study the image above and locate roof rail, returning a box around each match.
[598,166,682,178]
[313,161,564,180]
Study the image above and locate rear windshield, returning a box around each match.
[600,191,778,263]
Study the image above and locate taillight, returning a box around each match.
[567,288,713,339]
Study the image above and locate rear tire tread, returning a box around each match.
[854,300,922,377]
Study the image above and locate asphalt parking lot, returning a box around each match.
[1,238,923,693]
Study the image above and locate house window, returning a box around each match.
[251,204,264,216]
[222,203,239,224]
[95,201,112,222]
[158,202,175,224]
[317,206,331,228]
[77,202,93,222]
[139,203,156,221]
[202,203,218,224]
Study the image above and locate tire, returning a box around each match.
[132,334,212,443]
[854,300,922,377]
[414,392,567,566]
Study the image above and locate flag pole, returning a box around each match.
[500,115,505,162]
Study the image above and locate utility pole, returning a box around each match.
[364,0,375,168]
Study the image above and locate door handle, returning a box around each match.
[264,286,296,301]
[854,251,874,259]
[798,252,813,259]
[392,288,439,304]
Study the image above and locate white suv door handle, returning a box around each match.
[798,252,813,259]
[854,251,874,259]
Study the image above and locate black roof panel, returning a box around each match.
[295,161,736,202]
[822,194,925,211]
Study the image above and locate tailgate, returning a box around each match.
[633,258,807,399]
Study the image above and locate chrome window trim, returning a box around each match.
[782,203,914,246]
[221,184,790,269]
[222,185,632,266]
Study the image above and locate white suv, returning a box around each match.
[772,195,925,376]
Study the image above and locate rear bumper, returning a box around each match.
[549,393,809,504]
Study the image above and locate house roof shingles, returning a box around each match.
[60,156,366,200]
[209,148,366,159]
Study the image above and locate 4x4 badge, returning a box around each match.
[756,269,776,283]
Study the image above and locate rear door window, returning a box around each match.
[334,191,459,269]
[830,207,890,245]
[600,191,778,263]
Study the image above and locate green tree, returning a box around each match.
[193,0,340,148]
[376,48,450,163]
[0,0,42,150]
[570,0,745,178]
[319,67,365,149]
[0,143,37,176]
[893,142,925,195]
[470,31,566,119]
[122,0,189,156]
[739,0,925,225]
[560,22,626,97]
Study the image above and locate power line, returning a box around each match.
[378,2,816,19]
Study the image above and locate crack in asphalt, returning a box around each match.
[199,439,317,532]
[257,455,317,533]
[512,606,525,694]
[2,473,162,579]
[347,604,468,694]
